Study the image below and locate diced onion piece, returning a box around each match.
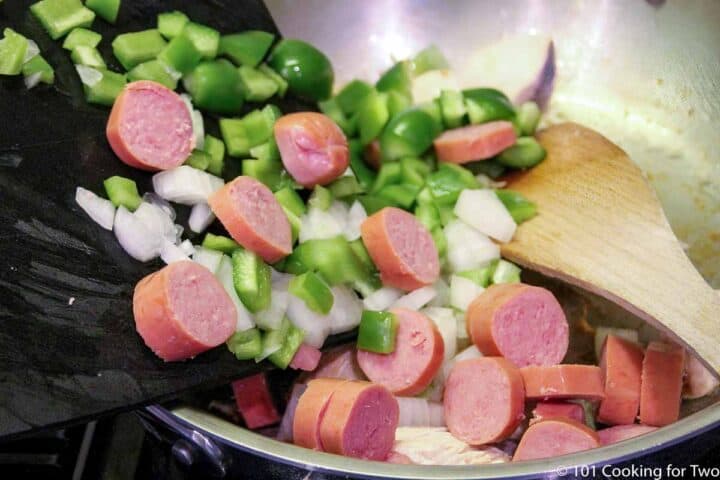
[142,192,176,221]
[454,189,516,243]
[160,239,190,264]
[24,72,43,90]
[217,255,255,331]
[133,202,177,245]
[455,311,469,339]
[286,293,331,348]
[422,307,457,362]
[412,69,459,104]
[449,275,485,311]
[344,201,367,241]
[192,246,224,274]
[299,201,347,243]
[392,286,437,311]
[188,202,216,233]
[326,285,363,334]
[24,39,40,63]
[594,326,639,360]
[276,383,307,442]
[192,110,205,150]
[255,290,289,331]
[113,206,161,261]
[444,219,500,272]
[442,345,483,383]
[75,64,102,87]
[180,93,193,116]
[75,187,115,230]
[152,166,224,205]
[428,278,450,307]
[179,239,195,256]
[363,286,404,311]
[397,397,446,427]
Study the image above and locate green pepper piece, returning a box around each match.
[238,65,278,102]
[62,27,101,50]
[466,158,506,179]
[202,134,225,176]
[226,328,263,360]
[103,175,141,211]
[30,0,95,40]
[0,28,28,75]
[463,88,516,124]
[285,236,371,286]
[71,45,106,69]
[430,227,447,261]
[219,31,275,67]
[457,267,493,288]
[220,119,249,157]
[157,34,202,75]
[425,163,478,206]
[357,310,398,354]
[386,90,412,118]
[242,157,284,191]
[85,0,119,24]
[202,233,240,254]
[416,99,444,127]
[186,60,244,115]
[497,136,546,169]
[412,44,449,75]
[492,259,521,284]
[348,139,377,190]
[495,189,537,224]
[268,39,333,101]
[157,11,188,39]
[127,59,176,89]
[357,91,389,145]
[184,149,210,170]
[516,101,541,136]
[439,89,467,128]
[376,60,412,97]
[335,79,374,116]
[112,29,166,70]
[380,108,441,161]
[400,156,431,187]
[78,67,126,106]
[258,63,288,97]
[249,139,280,162]
[182,22,220,59]
[328,175,364,198]
[232,248,271,313]
[22,54,55,84]
[376,183,421,209]
[415,201,441,232]
[349,239,376,272]
[282,206,301,244]
[289,271,334,314]
[308,185,333,211]
[274,187,306,217]
[267,319,305,369]
[318,97,352,136]
[371,162,402,193]
[356,195,394,215]
[241,107,276,147]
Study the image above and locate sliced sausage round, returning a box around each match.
[293,378,346,450]
[274,112,349,188]
[360,207,440,291]
[106,80,194,171]
[639,341,685,427]
[520,365,605,401]
[208,176,292,263]
[300,345,366,383]
[319,380,399,460]
[357,308,444,396]
[444,357,525,445]
[530,402,585,425]
[289,343,322,372]
[513,418,600,461]
[433,120,516,164]
[133,261,236,361]
[466,283,569,367]
[597,424,658,446]
[597,335,644,425]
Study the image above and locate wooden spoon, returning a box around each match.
[501,122,720,375]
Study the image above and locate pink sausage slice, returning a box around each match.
[520,365,605,401]
[133,261,236,361]
[597,335,644,425]
[531,402,585,425]
[513,418,600,461]
[208,176,292,263]
[357,308,444,396]
[360,207,440,291]
[300,345,366,383]
[597,424,658,446]
[444,357,525,445]
[466,283,569,367]
[639,341,685,427]
[289,343,322,371]
[107,80,194,171]
[319,380,399,460]
[293,378,346,450]
[683,353,720,399]
[433,121,516,164]
[274,112,349,188]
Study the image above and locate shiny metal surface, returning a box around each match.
[161,1,720,476]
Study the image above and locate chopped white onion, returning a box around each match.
[188,202,215,233]
[442,345,483,383]
[216,256,255,331]
[192,246,224,274]
[113,206,161,262]
[191,110,205,150]
[327,285,363,334]
[363,286,404,311]
[180,93,194,116]
[23,39,40,63]
[142,192,176,221]
[422,307,457,362]
[449,275,485,311]
[162,62,182,81]
[392,286,437,311]
[75,187,115,230]
[271,268,293,289]
[255,290,289,331]
[286,293,331,348]
[179,239,195,257]
[397,397,446,427]
[444,220,500,272]
[160,240,190,264]
[24,72,43,90]
[393,427,509,465]
[75,65,102,87]
[594,326,639,360]
[411,69,459,104]
[298,201,348,243]
[454,189,517,243]
[133,202,177,245]
[455,311,469,340]
[152,166,224,205]
[428,278,450,307]
[344,201,367,241]
[276,383,307,442]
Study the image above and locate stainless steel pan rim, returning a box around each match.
[149,402,720,479]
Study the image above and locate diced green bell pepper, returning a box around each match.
[357,91,389,145]
[267,318,305,369]
[85,0,119,24]
[496,189,537,224]
[431,227,447,261]
[466,158,506,179]
[22,54,54,84]
[457,266,493,288]
[516,101,541,136]
[226,328,263,360]
[185,60,244,115]
[274,187,306,217]
[268,39,333,101]
[238,65,277,101]
[232,248,271,313]
[380,108,441,161]
[249,139,280,162]
[308,185,332,211]
[349,239,375,272]
[0,28,28,75]
[219,31,275,67]
[400,156,431,187]
[356,195,394,215]
[202,134,225,176]
[184,149,210,170]
[463,88,515,124]
[284,236,371,286]
[371,162,402,193]
[492,259,521,284]
[282,206,301,244]
[62,27,101,50]
[289,271,334,314]
[376,183,421,209]
[415,201,441,231]
[127,59,177,89]
[417,99,443,127]
[30,0,95,40]
[182,22,220,59]
[70,45,106,68]
[376,60,412,97]
[386,90,412,118]
[242,156,290,192]
[111,29,166,70]
[335,79,374,116]
[497,136,546,169]
[439,89,466,128]
[318,97,352,136]
[258,63,288,97]
[412,44,449,75]
[103,175,141,211]
[157,34,202,74]
[328,175,364,198]
[348,139,376,190]
[157,11,188,39]
[78,66,126,106]
[202,232,240,254]
[357,310,398,354]
[425,163,479,206]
